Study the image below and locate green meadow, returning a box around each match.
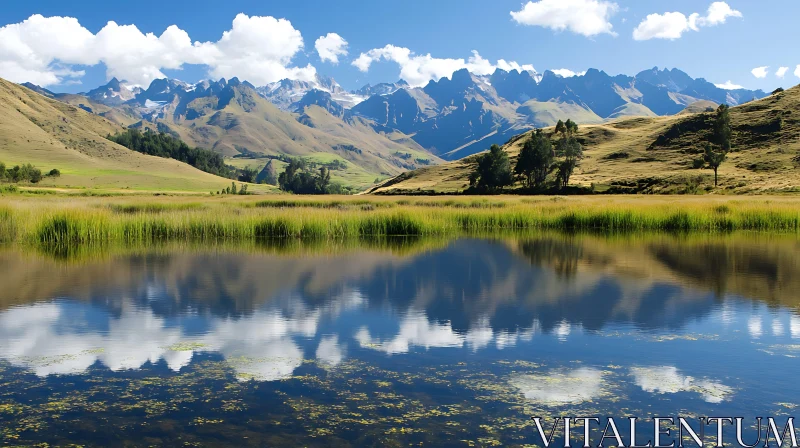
[1,194,799,247]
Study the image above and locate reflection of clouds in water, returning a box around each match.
[495,321,540,350]
[772,319,785,337]
[510,368,605,405]
[792,316,800,339]
[200,311,311,381]
[316,335,344,367]
[355,310,464,354]
[355,312,544,354]
[630,366,733,403]
[748,316,763,339]
[465,318,493,352]
[554,320,571,341]
[720,301,736,325]
[0,303,186,376]
[0,302,314,381]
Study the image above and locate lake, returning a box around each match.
[0,233,799,446]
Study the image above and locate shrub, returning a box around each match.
[48,168,61,177]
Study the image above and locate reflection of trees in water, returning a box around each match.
[518,238,584,279]
[4,235,800,338]
[648,242,793,306]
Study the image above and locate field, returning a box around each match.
[1,194,799,247]
[371,85,800,194]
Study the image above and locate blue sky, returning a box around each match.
[1,0,796,93]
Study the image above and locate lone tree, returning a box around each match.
[704,104,732,187]
[470,144,513,192]
[514,129,553,189]
[703,144,726,187]
[553,119,583,189]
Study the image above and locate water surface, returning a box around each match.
[1,234,799,446]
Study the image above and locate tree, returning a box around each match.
[704,144,726,187]
[0,162,5,181]
[238,166,257,183]
[704,104,732,187]
[316,167,331,193]
[278,158,337,194]
[230,182,238,195]
[712,104,732,152]
[565,119,578,135]
[554,120,583,189]
[514,130,553,189]
[48,168,61,177]
[472,144,513,192]
[555,120,566,135]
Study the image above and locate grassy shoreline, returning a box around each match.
[1,195,799,245]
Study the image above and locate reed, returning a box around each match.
[0,195,795,246]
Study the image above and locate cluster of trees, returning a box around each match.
[703,104,732,187]
[469,119,583,193]
[107,129,246,180]
[278,158,348,194]
[0,162,60,184]
[214,182,249,195]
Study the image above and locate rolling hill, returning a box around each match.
[0,78,247,192]
[369,85,800,195]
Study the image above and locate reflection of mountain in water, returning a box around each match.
[3,236,800,328]
[0,234,799,378]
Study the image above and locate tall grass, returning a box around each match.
[0,206,17,243]
[0,195,795,246]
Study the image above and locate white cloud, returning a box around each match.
[715,80,743,90]
[703,1,743,25]
[751,66,769,79]
[795,65,800,79]
[776,66,789,78]
[552,68,586,78]
[510,0,619,37]
[0,13,315,87]
[633,12,694,40]
[315,33,348,64]
[633,2,742,41]
[352,47,534,87]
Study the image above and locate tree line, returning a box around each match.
[469,119,583,193]
[107,129,255,182]
[469,105,733,193]
[277,158,351,194]
[0,161,60,184]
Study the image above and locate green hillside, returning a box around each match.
[0,78,258,193]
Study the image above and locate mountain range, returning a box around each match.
[16,66,767,189]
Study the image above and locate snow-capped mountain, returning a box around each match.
[82,78,142,106]
[257,74,367,111]
[24,66,768,164]
[353,80,409,97]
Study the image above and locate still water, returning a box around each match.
[0,234,799,446]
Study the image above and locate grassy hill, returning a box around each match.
[0,78,254,193]
[370,86,800,194]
